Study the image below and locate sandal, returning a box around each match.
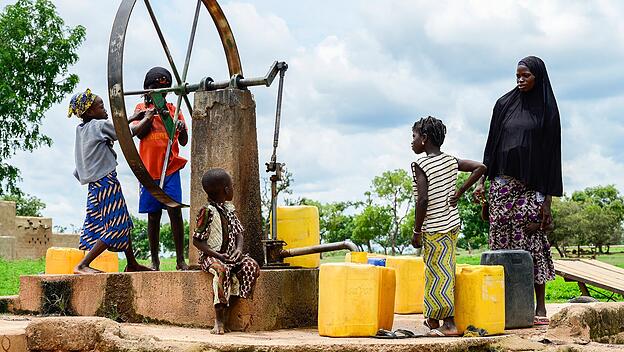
[373,329,398,339]
[533,316,550,326]
[426,328,462,337]
[394,329,423,338]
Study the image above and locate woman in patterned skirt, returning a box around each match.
[474,56,563,325]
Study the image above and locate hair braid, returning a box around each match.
[412,116,447,147]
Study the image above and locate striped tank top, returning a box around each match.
[411,153,461,233]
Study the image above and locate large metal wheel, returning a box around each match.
[107,0,242,208]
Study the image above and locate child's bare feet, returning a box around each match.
[73,265,103,274]
[423,318,440,329]
[176,262,190,271]
[125,263,155,272]
[426,318,460,337]
[210,320,225,334]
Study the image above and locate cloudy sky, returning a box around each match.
[4,0,624,229]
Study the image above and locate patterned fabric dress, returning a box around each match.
[422,227,460,320]
[193,201,260,306]
[79,171,132,252]
[488,176,555,284]
[411,153,460,320]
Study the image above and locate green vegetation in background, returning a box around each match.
[0,0,85,195]
[0,257,45,296]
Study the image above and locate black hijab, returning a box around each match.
[483,56,563,196]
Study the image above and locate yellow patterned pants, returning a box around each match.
[423,227,459,320]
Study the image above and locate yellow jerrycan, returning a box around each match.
[318,263,396,337]
[45,247,84,274]
[275,206,320,268]
[454,265,505,335]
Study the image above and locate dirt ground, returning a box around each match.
[1,303,623,352]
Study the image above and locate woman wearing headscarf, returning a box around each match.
[473,56,563,325]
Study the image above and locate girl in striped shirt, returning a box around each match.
[411,116,486,337]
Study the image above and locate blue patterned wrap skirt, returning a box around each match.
[79,171,133,252]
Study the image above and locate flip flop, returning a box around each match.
[373,329,399,339]
[394,329,424,338]
[533,316,550,326]
[426,328,462,337]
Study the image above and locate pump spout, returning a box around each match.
[280,241,358,258]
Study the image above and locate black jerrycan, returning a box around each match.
[481,250,534,329]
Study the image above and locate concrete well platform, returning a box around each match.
[15,269,318,331]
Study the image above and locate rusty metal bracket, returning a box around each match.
[107,0,243,208]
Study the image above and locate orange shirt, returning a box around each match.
[133,102,187,179]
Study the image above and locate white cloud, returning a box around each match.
[3,0,624,230]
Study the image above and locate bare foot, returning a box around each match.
[423,318,440,329]
[210,320,225,335]
[73,265,103,274]
[176,262,190,271]
[125,263,155,272]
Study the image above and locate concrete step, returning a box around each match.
[0,317,29,352]
[17,269,318,331]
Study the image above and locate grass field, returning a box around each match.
[2,248,623,303]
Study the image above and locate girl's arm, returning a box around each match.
[192,238,229,262]
[228,231,244,263]
[129,109,155,138]
[412,164,428,248]
[450,159,487,207]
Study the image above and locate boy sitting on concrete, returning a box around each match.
[193,168,260,334]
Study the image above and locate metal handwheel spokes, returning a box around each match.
[107,0,243,208]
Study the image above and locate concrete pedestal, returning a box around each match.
[17,269,318,331]
[190,89,264,266]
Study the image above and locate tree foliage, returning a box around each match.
[0,0,85,195]
[352,204,392,252]
[370,169,413,255]
[551,185,624,255]
[130,216,190,260]
[1,192,45,216]
[455,172,490,252]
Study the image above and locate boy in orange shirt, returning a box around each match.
[133,67,189,270]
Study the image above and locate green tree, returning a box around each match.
[130,216,189,260]
[352,204,392,252]
[297,198,357,244]
[550,197,583,257]
[1,193,45,216]
[0,0,85,195]
[371,169,413,255]
[455,173,489,252]
[570,185,624,253]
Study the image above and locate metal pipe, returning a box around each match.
[270,178,278,240]
[280,241,358,258]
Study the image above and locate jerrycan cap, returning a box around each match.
[368,257,386,267]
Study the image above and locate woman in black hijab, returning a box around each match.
[474,56,562,324]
